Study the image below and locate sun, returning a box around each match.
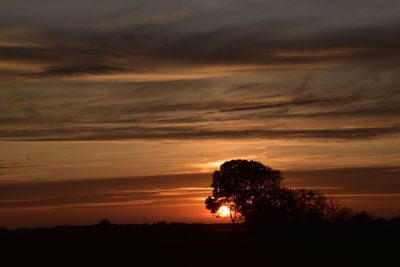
[217,205,230,217]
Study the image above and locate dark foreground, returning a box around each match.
[1,221,399,265]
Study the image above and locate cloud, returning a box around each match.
[0,20,399,80]
[0,159,44,170]
[0,2,399,143]
[1,125,399,142]
[0,173,211,208]
[0,68,399,141]
[26,64,127,77]
[220,97,355,112]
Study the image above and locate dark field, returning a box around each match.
[1,221,399,265]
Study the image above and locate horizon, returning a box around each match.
[1,165,399,229]
[1,0,400,228]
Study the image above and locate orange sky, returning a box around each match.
[1,166,399,229]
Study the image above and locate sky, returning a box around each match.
[0,0,399,228]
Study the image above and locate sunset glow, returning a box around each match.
[217,206,230,217]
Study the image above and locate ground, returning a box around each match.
[1,222,398,265]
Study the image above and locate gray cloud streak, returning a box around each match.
[27,64,127,77]
[1,125,399,141]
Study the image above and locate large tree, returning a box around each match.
[205,159,328,224]
[205,159,283,224]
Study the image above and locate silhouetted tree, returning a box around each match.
[328,206,355,223]
[290,189,328,222]
[99,218,111,226]
[0,226,7,234]
[246,187,328,224]
[389,214,400,223]
[205,159,330,224]
[205,159,283,224]
[352,210,375,224]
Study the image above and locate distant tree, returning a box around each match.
[390,214,400,222]
[247,187,328,223]
[324,193,341,220]
[324,195,356,223]
[99,218,111,226]
[352,210,375,224]
[290,189,328,222]
[332,207,356,223]
[0,226,7,233]
[205,159,330,224]
[389,214,400,226]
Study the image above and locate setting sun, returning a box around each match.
[217,205,230,217]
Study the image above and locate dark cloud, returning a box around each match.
[1,125,399,141]
[26,64,127,77]
[0,104,398,130]
[247,106,400,120]
[146,22,400,67]
[1,21,400,79]
[0,159,44,169]
[220,97,356,112]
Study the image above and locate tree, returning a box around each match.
[99,217,111,226]
[205,159,283,224]
[205,159,329,224]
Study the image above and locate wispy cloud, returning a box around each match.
[26,64,127,77]
[0,2,399,145]
[1,125,399,142]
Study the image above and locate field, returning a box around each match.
[1,221,398,265]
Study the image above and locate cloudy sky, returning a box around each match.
[1,0,399,228]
